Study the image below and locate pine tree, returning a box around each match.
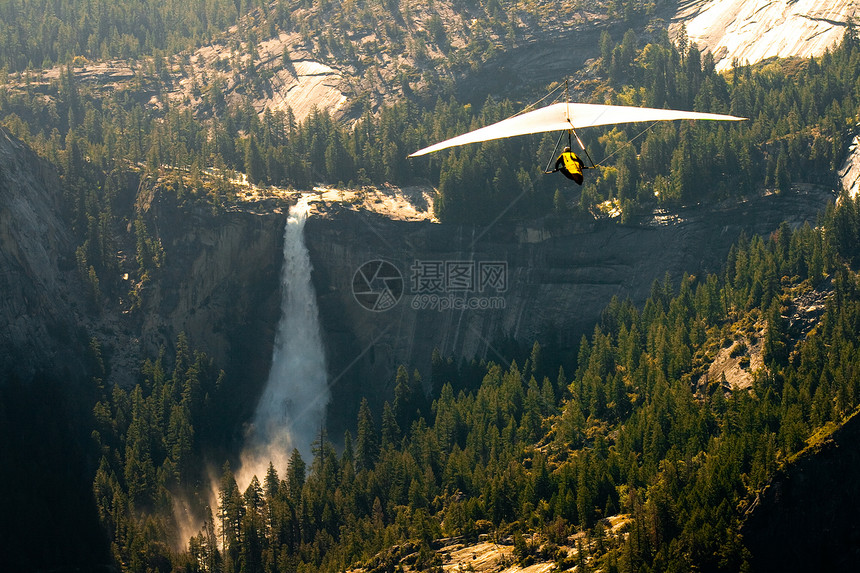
[286,449,305,505]
[393,365,414,431]
[241,476,265,573]
[219,463,244,572]
[355,398,378,471]
[763,299,789,367]
[264,462,279,500]
[381,401,400,448]
[553,188,568,214]
[245,135,265,185]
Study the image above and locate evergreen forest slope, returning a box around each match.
[3,1,859,230]
[87,196,860,573]
[3,1,860,572]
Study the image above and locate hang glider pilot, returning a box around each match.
[553,146,587,185]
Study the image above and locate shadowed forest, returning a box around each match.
[2,1,860,572]
[86,195,860,572]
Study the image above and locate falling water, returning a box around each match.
[236,197,328,487]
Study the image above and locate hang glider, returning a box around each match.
[408,102,746,158]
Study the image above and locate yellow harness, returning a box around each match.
[562,152,583,177]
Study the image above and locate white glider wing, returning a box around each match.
[408,102,745,157]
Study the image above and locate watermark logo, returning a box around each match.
[352,260,404,312]
[410,259,507,311]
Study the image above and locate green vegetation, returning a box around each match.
[4,27,860,234]
[0,0,299,71]
[88,195,860,571]
[4,2,860,571]
[0,0,635,74]
[436,25,860,222]
[91,333,232,570]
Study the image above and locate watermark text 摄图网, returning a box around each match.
[352,259,508,312]
[409,259,507,312]
[410,260,508,293]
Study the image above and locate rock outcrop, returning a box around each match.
[671,0,858,71]
[839,131,860,198]
[304,186,835,429]
[105,190,286,398]
[743,409,860,571]
[0,127,90,381]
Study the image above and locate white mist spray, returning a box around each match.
[236,197,328,488]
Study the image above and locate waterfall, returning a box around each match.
[237,197,328,486]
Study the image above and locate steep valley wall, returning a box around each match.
[0,128,90,381]
[127,193,285,405]
[0,122,842,440]
[742,410,860,571]
[0,125,285,430]
[0,115,833,428]
[304,187,834,430]
[0,126,850,567]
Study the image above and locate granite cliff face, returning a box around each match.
[671,0,858,71]
[742,410,860,571]
[124,192,285,397]
[839,131,860,199]
[0,122,839,435]
[0,128,90,381]
[304,186,835,428]
[0,126,285,404]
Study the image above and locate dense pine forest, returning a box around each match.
[3,0,860,571]
[0,0,641,74]
[2,14,859,251]
[88,195,860,572]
